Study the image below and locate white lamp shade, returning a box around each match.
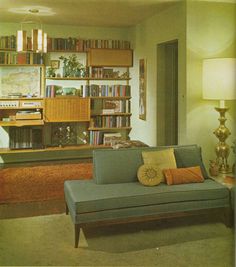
[16,30,27,52]
[43,32,47,53]
[202,58,236,100]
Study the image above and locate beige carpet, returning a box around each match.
[0,214,234,266]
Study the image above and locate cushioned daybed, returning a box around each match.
[64,145,232,248]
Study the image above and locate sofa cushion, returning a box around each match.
[163,166,204,185]
[93,145,206,184]
[64,179,229,214]
[137,165,162,186]
[174,146,208,178]
[142,148,177,182]
[93,147,150,184]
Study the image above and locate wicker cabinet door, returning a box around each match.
[44,97,90,122]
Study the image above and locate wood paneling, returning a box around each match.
[88,49,133,67]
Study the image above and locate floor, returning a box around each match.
[0,202,235,266]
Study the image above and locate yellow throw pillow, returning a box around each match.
[142,148,177,182]
[137,165,162,186]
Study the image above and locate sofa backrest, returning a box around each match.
[93,144,208,184]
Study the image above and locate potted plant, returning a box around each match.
[59,54,85,77]
[47,67,56,77]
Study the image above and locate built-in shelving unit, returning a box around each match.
[0,35,133,154]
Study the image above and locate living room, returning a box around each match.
[0,0,235,266]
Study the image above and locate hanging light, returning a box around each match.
[16,30,27,52]
[16,9,47,53]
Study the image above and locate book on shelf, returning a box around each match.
[0,35,131,53]
[102,109,115,115]
[0,35,16,49]
[17,53,27,64]
[103,99,130,113]
[89,131,104,145]
[9,127,43,149]
[0,50,45,65]
[82,84,131,97]
[92,115,130,128]
[45,85,63,97]
[47,37,130,52]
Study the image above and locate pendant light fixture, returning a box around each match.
[16,9,47,53]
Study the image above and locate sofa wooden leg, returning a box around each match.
[74,224,80,248]
[224,208,233,228]
[65,203,69,215]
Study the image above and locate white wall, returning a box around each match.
[186,1,236,168]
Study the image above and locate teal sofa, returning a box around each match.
[64,145,231,248]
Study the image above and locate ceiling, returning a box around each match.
[0,0,178,27]
[0,0,235,28]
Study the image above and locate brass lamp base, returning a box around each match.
[214,107,231,173]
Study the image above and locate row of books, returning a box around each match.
[102,99,130,114]
[0,35,16,50]
[45,85,63,98]
[89,131,122,146]
[2,37,35,51]
[0,51,45,65]
[9,127,43,149]
[91,116,130,128]
[89,131,104,145]
[47,38,131,51]
[0,35,131,51]
[82,84,131,97]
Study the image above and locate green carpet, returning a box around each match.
[0,213,234,266]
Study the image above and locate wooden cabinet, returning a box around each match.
[87,49,133,67]
[0,98,44,127]
[44,97,90,122]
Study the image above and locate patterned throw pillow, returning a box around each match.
[137,165,162,186]
[163,166,204,185]
[142,148,177,182]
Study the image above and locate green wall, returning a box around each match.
[129,2,187,146]
[186,1,236,168]
[1,1,236,168]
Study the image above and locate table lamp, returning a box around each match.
[202,58,236,173]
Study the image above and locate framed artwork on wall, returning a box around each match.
[51,60,60,69]
[139,58,147,120]
[0,66,42,97]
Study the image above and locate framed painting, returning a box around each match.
[139,59,147,120]
[0,66,42,97]
[50,60,60,69]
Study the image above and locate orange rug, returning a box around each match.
[0,163,93,204]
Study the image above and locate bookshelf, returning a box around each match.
[44,47,133,147]
[87,48,133,146]
[0,36,133,153]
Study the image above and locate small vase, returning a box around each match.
[63,66,69,77]
[209,160,219,176]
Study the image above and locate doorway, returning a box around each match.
[156,40,178,146]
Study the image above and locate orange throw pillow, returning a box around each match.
[163,166,204,185]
